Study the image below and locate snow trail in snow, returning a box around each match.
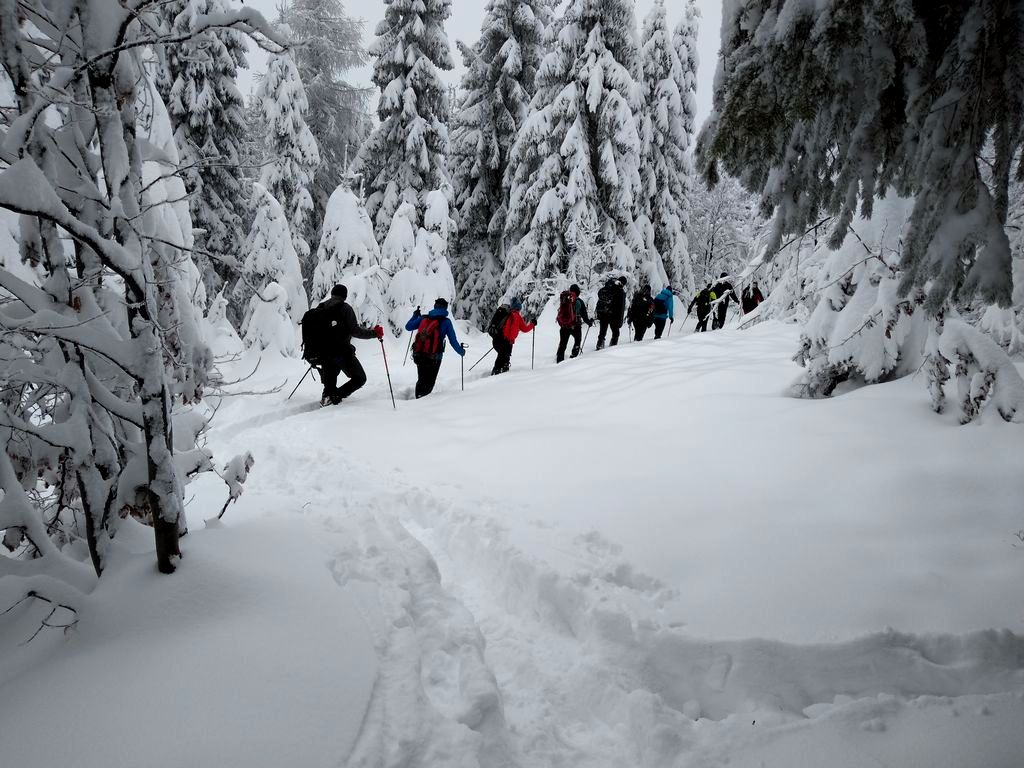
[202,321,1024,766]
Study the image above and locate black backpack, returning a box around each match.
[595,285,614,318]
[487,305,511,338]
[629,294,652,323]
[653,296,668,316]
[412,316,445,357]
[300,304,333,364]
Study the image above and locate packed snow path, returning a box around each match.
[202,321,1024,767]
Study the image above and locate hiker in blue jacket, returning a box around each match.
[652,286,675,339]
[405,298,465,399]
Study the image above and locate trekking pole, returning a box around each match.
[379,338,396,410]
[403,307,420,366]
[286,365,314,401]
[580,324,591,355]
[469,347,494,372]
[531,327,536,370]
[403,331,414,366]
[668,319,673,337]
[461,345,465,391]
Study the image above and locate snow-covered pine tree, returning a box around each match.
[449,0,547,325]
[504,0,647,315]
[312,178,388,326]
[258,44,321,277]
[281,0,369,237]
[238,183,308,333]
[419,190,458,302]
[0,1,275,581]
[356,0,455,244]
[243,282,299,357]
[381,201,424,333]
[158,0,250,298]
[638,0,695,295]
[699,0,1024,422]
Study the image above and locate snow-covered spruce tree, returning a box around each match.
[638,0,695,296]
[699,0,1024,422]
[258,44,321,276]
[281,0,369,236]
[0,2,271,582]
[793,196,929,397]
[243,282,298,357]
[237,184,308,335]
[449,0,547,325]
[312,178,388,326]
[157,0,251,298]
[504,0,647,315]
[356,0,455,243]
[381,201,424,333]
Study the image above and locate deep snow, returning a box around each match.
[3,318,1023,767]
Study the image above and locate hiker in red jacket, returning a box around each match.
[555,283,593,363]
[492,297,536,376]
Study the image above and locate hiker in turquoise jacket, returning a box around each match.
[652,286,674,339]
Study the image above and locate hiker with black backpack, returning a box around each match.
[711,272,739,330]
[487,297,536,376]
[627,284,655,341]
[688,285,716,332]
[652,285,675,339]
[555,283,593,363]
[595,276,627,350]
[301,284,384,406]
[405,298,465,398]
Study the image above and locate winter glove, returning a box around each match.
[413,307,421,318]
[373,325,384,340]
[460,343,468,356]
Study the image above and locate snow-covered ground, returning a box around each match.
[3,319,1023,767]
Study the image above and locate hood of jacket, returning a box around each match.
[426,308,450,319]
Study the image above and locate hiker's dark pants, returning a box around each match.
[321,347,366,400]
[414,354,442,398]
[597,319,620,347]
[556,325,582,362]
[713,304,728,330]
[633,321,650,341]
[695,312,710,332]
[491,337,513,375]
[653,318,668,339]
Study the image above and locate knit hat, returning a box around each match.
[510,297,523,311]
[569,283,581,294]
[434,297,449,310]
[331,284,347,299]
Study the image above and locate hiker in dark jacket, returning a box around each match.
[652,286,675,339]
[595,276,627,350]
[318,284,383,405]
[628,284,654,341]
[688,285,716,332]
[491,297,535,376]
[556,283,593,363]
[711,272,739,330]
[742,282,765,314]
[405,298,465,398]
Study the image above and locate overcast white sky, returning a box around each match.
[238,0,723,125]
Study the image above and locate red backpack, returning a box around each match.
[556,290,578,328]
[412,316,445,357]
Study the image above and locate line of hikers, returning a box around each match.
[301,275,765,406]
